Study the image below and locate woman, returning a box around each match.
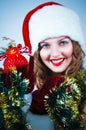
[22,1,86,130]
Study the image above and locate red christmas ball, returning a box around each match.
[3,47,29,73]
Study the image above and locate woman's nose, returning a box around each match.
[51,46,60,58]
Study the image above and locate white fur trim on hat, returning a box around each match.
[29,5,85,54]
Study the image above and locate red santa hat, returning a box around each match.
[22,1,85,54]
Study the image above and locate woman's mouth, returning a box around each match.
[50,58,64,66]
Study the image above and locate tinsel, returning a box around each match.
[0,69,32,130]
[74,70,86,100]
[45,70,86,130]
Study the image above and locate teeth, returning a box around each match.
[51,59,63,63]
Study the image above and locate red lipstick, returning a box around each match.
[50,58,64,66]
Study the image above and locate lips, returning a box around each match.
[50,58,64,66]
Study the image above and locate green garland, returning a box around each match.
[45,70,86,130]
[0,69,32,130]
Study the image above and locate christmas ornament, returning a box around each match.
[0,37,30,73]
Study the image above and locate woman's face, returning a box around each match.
[39,36,73,73]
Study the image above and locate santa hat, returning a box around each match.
[22,1,85,54]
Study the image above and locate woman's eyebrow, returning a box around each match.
[59,36,70,40]
[58,36,71,43]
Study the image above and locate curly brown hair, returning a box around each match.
[34,41,85,89]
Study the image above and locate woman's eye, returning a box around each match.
[40,43,49,49]
[60,41,68,45]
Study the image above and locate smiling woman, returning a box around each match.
[21,1,86,130]
[20,1,86,130]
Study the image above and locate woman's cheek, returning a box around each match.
[63,49,73,58]
[40,50,49,60]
